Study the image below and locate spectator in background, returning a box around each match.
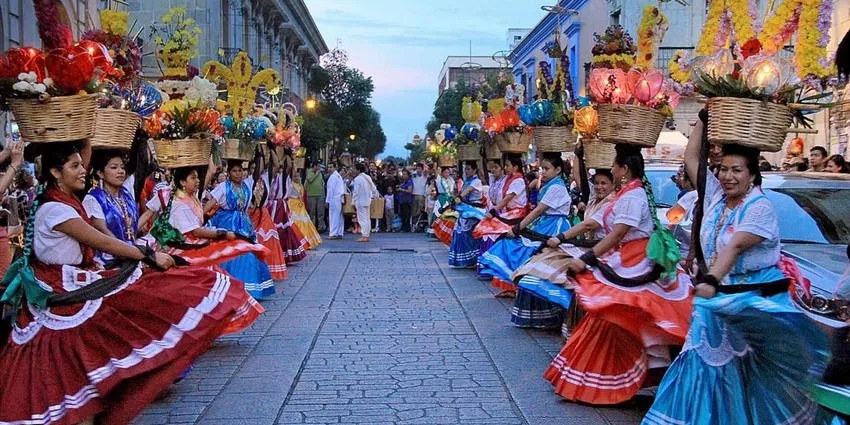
[304,161,326,233]
[809,146,828,172]
[398,170,414,232]
[759,156,773,172]
[412,163,427,219]
[826,154,850,174]
[383,186,396,232]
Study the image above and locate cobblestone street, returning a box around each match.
[134,233,651,425]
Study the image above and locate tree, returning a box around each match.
[382,155,406,165]
[308,64,330,94]
[405,140,427,164]
[300,105,335,153]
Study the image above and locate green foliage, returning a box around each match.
[405,141,427,164]
[382,155,407,165]
[426,79,468,138]
[308,64,331,94]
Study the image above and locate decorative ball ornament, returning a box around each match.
[499,108,521,128]
[45,48,95,93]
[741,55,788,96]
[626,68,664,104]
[484,115,505,134]
[461,123,481,141]
[574,106,599,137]
[125,82,163,117]
[690,50,734,80]
[444,126,458,141]
[530,100,554,125]
[518,104,535,126]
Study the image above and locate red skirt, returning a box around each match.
[268,198,308,264]
[0,263,261,425]
[492,277,517,292]
[472,208,526,239]
[249,206,288,280]
[432,216,455,247]
[544,239,693,404]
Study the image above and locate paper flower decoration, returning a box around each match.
[184,76,219,107]
[461,96,482,123]
[202,52,282,120]
[125,82,163,117]
[461,123,481,141]
[589,68,630,104]
[626,68,663,104]
[574,106,599,137]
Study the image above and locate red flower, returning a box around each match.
[741,39,762,59]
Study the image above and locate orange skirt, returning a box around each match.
[544,239,693,405]
[249,207,288,280]
[432,217,455,247]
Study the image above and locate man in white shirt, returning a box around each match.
[352,162,380,242]
[326,163,345,239]
[411,163,427,220]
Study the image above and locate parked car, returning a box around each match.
[649,169,850,336]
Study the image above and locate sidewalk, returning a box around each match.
[133,233,649,425]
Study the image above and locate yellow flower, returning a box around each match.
[100,9,129,35]
[636,6,668,70]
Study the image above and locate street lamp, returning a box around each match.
[305,98,316,110]
[349,134,356,141]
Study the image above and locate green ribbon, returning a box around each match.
[643,175,682,279]
[1,257,50,311]
[150,188,185,247]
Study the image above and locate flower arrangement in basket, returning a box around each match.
[481,80,532,155]
[680,0,841,153]
[89,82,163,150]
[517,31,578,154]
[430,124,457,167]
[271,102,303,149]
[150,7,201,78]
[574,104,615,170]
[0,1,122,143]
[591,9,680,148]
[81,9,142,88]
[203,51,282,121]
[144,100,222,168]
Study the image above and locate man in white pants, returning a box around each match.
[352,162,380,242]
[326,163,345,239]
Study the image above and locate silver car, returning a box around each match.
[648,168,850,335]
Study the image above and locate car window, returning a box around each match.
[766,188,850,244]
[645,170,680,207]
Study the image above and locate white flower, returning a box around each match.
[185,76,218,107]
[33,83,46,93]
[12,81,32,93]
[43,78,54,87]
[17,72,37,83]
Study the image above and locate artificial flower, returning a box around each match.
[636,6,669,70]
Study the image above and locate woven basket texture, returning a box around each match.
[457,144,481,161]
[707,97,791,153]
[484,140,502,159]
[533,126,577,152]
[9,94,99,143]
[153,138,211,168]
[583,139,617,169]
[223,139,253,160]
[438,154,456,168]
[90,108,140,150]
[598,103,664,147]
[494,130,532,153]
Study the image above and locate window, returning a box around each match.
[609,10,620,26]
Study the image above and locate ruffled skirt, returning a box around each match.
[478,215,571,292]
[209,209,275,299]
[0,264,261,425]
[268,198,308,263]
[287,198,322,249]
[432,213,456,247]
[544,239,693,405]
[448,213,481,267]
[643,290,830,425]
[249,207,288,280]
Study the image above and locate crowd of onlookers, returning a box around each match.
[779,145,850,173]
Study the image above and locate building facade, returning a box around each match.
[128,0,327,106]
[437,56,505,97]
[0,0,107,51]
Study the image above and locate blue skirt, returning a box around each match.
[210,209,274,299]
[511,275,567,328]
[448,216,481,267]
[644,291,830,425]
[478,215,571,284]
[477,237,497,280]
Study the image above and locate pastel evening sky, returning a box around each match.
[306,1,548,158]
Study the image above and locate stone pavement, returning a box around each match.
[133,233,651,425]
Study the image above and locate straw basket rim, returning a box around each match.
[152,138,212,168]
[9,93,99,143]
[90,108,140,150]
[484,140,502,160]
[437,153,456,168]
[597,103,665,147]
[706,97,792,153]
[532,125,577,153]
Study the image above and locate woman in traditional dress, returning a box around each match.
[83,150,139,265]
[246,156,288,281]
[539,144,692,405]
[479,153,572,300]
[473,155,529,294]
[431,166,457,246]
[448,161,485,268]
[643,119,828,424]
[0,141,260,425]
[510,169,616,331]
[204,160,275,299]
[265,150,308,263]
[286,166,322,249]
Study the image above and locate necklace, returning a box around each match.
[106,188,135,241]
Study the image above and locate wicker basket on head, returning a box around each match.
[437,154,456,168]
[90,108,140,150]
[493,130,532,153]
[294,157,306,169]
[597,103,664,147]
[222,138,254,160]
[582,138,617,170]
[533,126,577,153]
[152,138,212,168]
[484,140,501,160]
[9,93,99,143]
[456,144,481,161]
[707,97,792,153]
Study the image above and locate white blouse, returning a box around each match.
[505,177,528,209]
[82,195,105,220]
[591,187,654,243]
[539,182,572,216]
[34,202,84,265]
